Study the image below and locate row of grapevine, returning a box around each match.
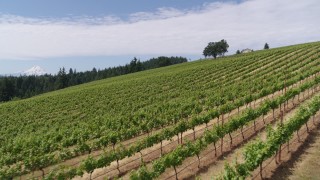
[218,95,320,180]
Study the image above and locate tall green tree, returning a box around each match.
[203,39,229,59]
[0,77,15,101]
[56,67,68,89]
[264,43,269,49]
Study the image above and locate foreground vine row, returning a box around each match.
[218,94,320,179]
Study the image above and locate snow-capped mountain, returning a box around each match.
[22,66,47,76]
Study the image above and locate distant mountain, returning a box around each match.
[22,66,47,76]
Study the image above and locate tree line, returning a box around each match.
[0,56,187,102]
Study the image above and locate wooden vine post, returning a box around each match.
[160,141,163,157]
[279,111,284,162]
[221,114,224,154]
[260,162,263,179]
[284,73,287,112]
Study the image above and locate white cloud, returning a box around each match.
[0,0,319,60]
[0,14,123,25]
[129,7,187,22]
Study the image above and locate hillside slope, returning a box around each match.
[0,42,320,179]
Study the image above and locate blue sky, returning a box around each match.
[0,0,319,74]
[0,0,225,18]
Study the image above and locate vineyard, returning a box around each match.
[0,41,320,180]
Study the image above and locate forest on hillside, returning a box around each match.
[0,56,187,102]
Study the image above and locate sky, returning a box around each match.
[0,0,319,74]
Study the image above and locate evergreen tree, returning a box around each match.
[129,57,138,73]
[264,43,269,49]
[56,67,68,89]
[0,77,15,101]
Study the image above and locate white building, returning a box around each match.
[241,48,253,53]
